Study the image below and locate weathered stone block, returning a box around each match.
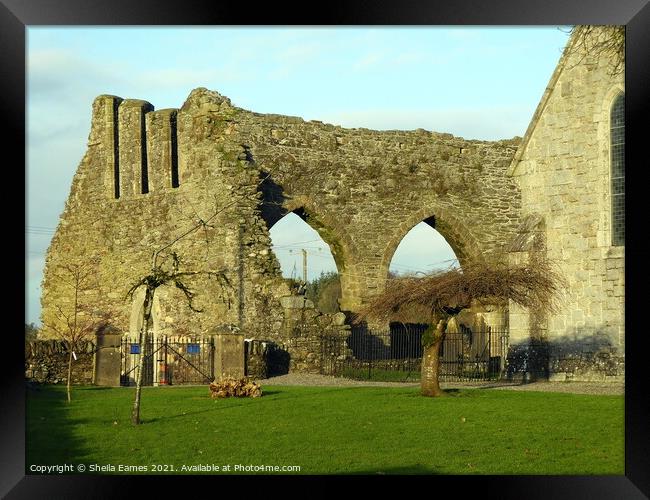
[280,295,307,309]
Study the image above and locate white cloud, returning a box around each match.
[131,67,249,90]
[275,42,325,64]
[28,48,126,100]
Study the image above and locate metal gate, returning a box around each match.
[319,323,509,382]
[120,334,215,386]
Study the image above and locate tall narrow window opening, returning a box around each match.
[170,113,179,188]
[113,100,120,199]
[610,93,624,246]
[141,110,149,194]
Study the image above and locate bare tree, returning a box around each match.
[566,25,624,76]
[354,257,565,397]
[126,210,233,425]
[126,171,274,425]
[43,261,111,402]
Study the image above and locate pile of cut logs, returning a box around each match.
[209,377,263,398]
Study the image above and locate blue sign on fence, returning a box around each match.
[187,343,200,354]
[130,344,140,354]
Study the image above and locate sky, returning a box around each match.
[26,26,570,325]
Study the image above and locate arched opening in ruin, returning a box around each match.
[269,209,342,313]
[380,207,484,284]
[388,216,460,277]
[380,212,506,354]
[384,215,465,331]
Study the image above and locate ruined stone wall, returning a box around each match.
[41,92,290,345]
[508,27,625,381]
[244,297,351,377]
[231,107,522,310]
[40,32,625,382]
[42,87,522,350]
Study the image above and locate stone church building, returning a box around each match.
[40,27,624,382]
[508,27,625,380]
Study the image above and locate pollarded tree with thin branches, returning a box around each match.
[354,257,565,397]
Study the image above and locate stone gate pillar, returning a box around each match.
[94,333,122,386]
[213,325,245,381]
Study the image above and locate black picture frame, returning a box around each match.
[7,0,649,497]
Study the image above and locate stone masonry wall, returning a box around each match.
[232,109,523,310]
[508,27,625,381]
[25,340,95,385]
[42,87,522,348]
[42,93,291,345]
[245,297,350,376]
[40,31,624,382]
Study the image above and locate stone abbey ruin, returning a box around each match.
[39,27,625,383]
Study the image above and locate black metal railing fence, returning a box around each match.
[312,324,509,382]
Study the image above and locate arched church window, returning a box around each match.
[610,93,624,246]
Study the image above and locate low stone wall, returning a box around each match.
[244,338,325,376]
[548,345,625,382]
[285,337,334,374]
[25,339,95,384]
[504,340,625,382]
[244,296,353,377]
[244,340,271,379]
[245,329,351,377]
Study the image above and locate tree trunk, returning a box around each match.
[420,319,447,397]
[421,339,444,397]
[131,286,154,425]
[66,348,73,403]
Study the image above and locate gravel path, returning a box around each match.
[255,373,624,395]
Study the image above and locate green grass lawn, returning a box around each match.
[26,384,624,475]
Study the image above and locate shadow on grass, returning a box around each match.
[401,388,478,399]
[25,385,91,471]
[142,385,427,423]
[142,392,290,424]
[143,402,256,423]
[128,387,344,424]
[258,390,283,396]
[261,386,368,399]
[340,464,440,475]
[475,381,530,389]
